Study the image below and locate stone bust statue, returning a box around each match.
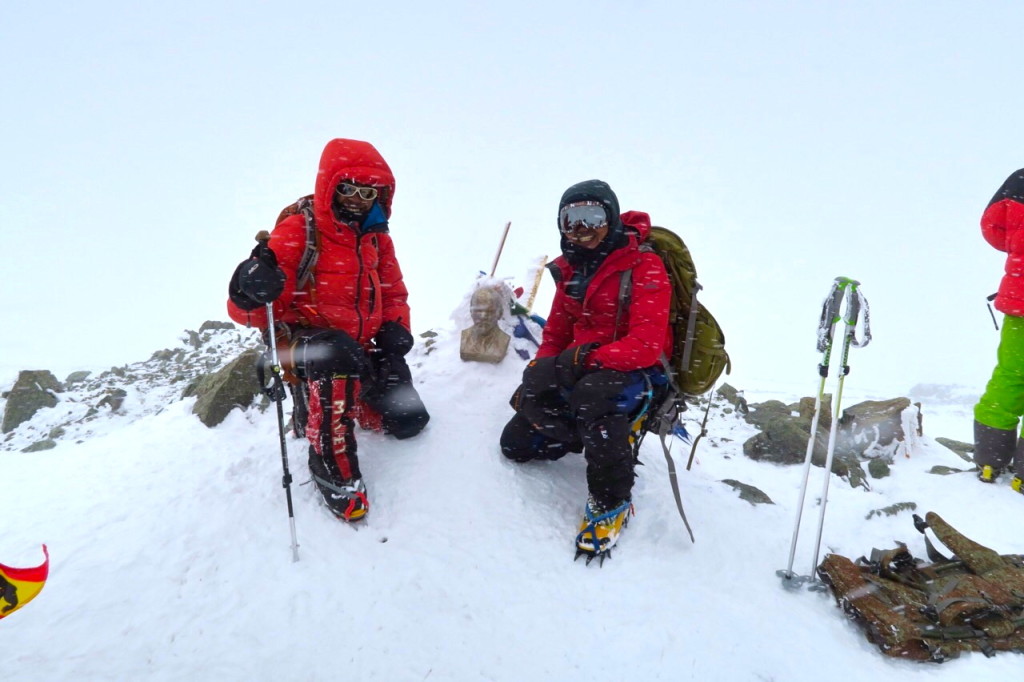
[460,286,511,363]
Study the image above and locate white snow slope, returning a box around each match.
[1,312,1020,682]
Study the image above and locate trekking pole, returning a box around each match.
[255,231,300,563]
[489,221,512,278]
[809,278,869,574]
[778,278,848,585]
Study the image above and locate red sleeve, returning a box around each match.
[226,215,306,329]
[376,233,411,328]
[589,252,671,371]
[536,287,575,358]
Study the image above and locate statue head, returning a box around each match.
[469,287,502,333]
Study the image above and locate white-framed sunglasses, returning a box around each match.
[335,182,379,201]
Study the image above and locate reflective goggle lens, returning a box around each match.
[336,183,379,201]
[559,203,608,235]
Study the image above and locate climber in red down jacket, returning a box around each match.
[500,179,673,558]
[227,138,429,522]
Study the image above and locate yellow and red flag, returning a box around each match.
[0,545,49,620]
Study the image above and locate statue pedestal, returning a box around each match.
[460,327,510,364]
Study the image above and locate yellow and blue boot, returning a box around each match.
[974,421,1016,484]
[575,497,633,564]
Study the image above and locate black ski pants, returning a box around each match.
[501,369,649,508]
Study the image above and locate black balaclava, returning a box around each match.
[558,179,627,300]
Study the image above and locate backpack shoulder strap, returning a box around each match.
[292,196,319,290]
[614,269,632,341]
[918,511,1011,576]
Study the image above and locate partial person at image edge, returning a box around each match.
[974,169,1024,495]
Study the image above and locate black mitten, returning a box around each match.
[553,343,600,389]
[374,320,414,357]
[228,242,286,309]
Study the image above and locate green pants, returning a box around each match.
[975,314,1024,431]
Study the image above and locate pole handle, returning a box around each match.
[816,280,847,353]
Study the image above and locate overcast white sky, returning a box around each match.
[2,1,1020,398]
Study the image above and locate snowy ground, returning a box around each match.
[1,313,1019,681]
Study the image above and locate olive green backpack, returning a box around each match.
[620,225,731,396]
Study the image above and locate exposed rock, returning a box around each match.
[720,479,774,505]
[929,465,971,476]
[717,383,748,414]
[935,437,973,463]
[22,439,57,453]
[421,329,438,355]
[835,398,923,461]
[741,394,937,488]
[868,458,891,479]
[744,400,793,429]
[2,370,63,433]
[64,371,91,387]
[865,502,917,520]
[188,349,263,427]
[797,394,832,428]
[743,417,824,465]
[96,389,128,413]
[199,321,236,332]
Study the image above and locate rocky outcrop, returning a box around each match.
[834,398,922,460]
[2,370,63,433]
[185,349,264,428]
[741,394,923,489]
[1,321,263,452]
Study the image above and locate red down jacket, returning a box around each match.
[982,169,1024,317]
[537,210,673,371]
[227,139,411,345]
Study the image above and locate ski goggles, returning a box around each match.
[559,201,609,236]
[335,182,379,201]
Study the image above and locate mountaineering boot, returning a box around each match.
[1013,438,1024,494]
[308,448,369,522]
[576,497,633,559]
[973,420,1016,483]
[979,465,1000,484]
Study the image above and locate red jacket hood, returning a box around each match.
[620,210,651,240]
[314,139,396,225]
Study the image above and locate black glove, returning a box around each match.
[510,380,576,443]
[521,355,559,396]
[374,320,414,357]
[553,343,599,389]
[228,242,286,310]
